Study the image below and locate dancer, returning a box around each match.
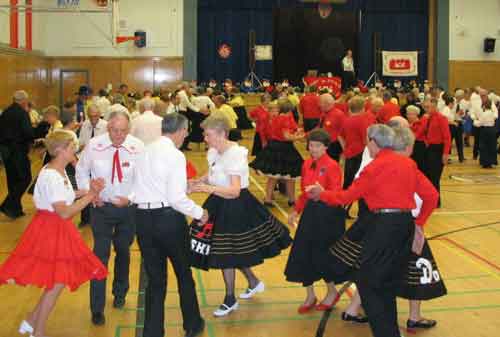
[307,124,438,337]
[189,116,292,317]
[0,130,107,337]
[249,100,304,206]
[285,129,346,313]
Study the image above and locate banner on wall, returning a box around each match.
[382,51,418,77]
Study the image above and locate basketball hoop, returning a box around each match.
[318,0,333,19]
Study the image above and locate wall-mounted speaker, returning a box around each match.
[484,38,496,53]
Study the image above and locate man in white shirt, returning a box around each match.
[79,104,108,150]
[191,89,216,113]
[76,110,144,326]
[130,97,162,145]
[341,49,355,90]
[178,82,209,150]
[133,113,207,337]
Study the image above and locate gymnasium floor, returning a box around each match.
[1,129,500,337]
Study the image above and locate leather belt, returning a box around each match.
[136,201,170,210]
[373,208,411,214]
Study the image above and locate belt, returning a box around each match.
[136,201,170,210]
[373,208,411,214]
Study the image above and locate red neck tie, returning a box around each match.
[112,147,123,184]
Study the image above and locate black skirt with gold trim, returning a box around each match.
[190,189,292,269]
[284,201,346,286]
[328,212,447,300]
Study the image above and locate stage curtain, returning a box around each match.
[197,0,428,84]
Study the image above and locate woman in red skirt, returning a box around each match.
[0,130,107,337]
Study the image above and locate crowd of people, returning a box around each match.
[0,76,498,337]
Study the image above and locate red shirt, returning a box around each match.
[249,105,270,143]
[299,93,321,119]
[267,113,298,142]
[295,154,342,214]
[322,107,346,142]
[340,113,374,158]
[377,101,401,124]
[410,115,428,142]
[334,102,349,115]
[425,112,451,154]
[320,149,438,226]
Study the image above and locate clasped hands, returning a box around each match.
[304,182,324,200]
[188,179,214,194]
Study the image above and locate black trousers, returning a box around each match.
[411,140,427,173]
[342,71,356,90]
[424,144,444,206]
[0,145,31,216]
[449,123,464,161]
[479,126,498,167]
[303,118,320,132]
[343,152,363,189]
[90,204,135,314]
[136,207,202,336]
[326,141,343,162]
[472,125,481,159]
[356,213,414,337]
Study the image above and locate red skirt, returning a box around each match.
[0,210,107,291]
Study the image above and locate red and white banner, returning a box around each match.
[382,51,418,77]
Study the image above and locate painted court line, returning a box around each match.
[249,174,289,219]
[440,237,500,273]
[433,209,500,215]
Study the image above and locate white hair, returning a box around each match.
[108,104,130,122]
[139,97,156,112]
[14,90,29,103]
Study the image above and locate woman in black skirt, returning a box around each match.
[285,129,346,314]
[329,126,446,328]
[249,100,304,205]
[189,116,292,317]
[477,100,498,168]
[248,93,272,156]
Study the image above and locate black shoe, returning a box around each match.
[185,318,205,337]
[0,206,21,220]
[287,200,295,207]
[113,296,126,309]
[91,312,105,325]
[406,318,437,329]
[263,201,274,207]
[341,312,368,324]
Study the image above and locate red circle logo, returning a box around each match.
[218,44,232,59]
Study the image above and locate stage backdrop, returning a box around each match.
[273,8,358,85]
[197,0,428,84]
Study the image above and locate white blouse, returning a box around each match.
[207,145,250,189]
[34,167,76,212]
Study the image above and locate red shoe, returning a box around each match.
[315,294,340,311]
[298,298,317,314]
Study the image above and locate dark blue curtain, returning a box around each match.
[198,0,428,84]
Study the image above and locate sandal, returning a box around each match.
[406,318,437,329]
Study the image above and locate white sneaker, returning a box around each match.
[239,281,265,299]
[213,302,239,317]
[19,320,33,334]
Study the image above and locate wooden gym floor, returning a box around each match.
[1,129,500,337]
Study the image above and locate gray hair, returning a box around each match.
[406,105,420,115]
[139,97,155,111]
[162,113,189,134]
[60,109,76,127]
[13,90,29,103]
[200,116,230,136]
[108,107,130,123]
[367,124,395,149]
[392,127,415,151]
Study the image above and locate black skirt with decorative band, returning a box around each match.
[189,189,292,270]
[328,212,447,300]
[249,140,303,179]
[285,201,346,286]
